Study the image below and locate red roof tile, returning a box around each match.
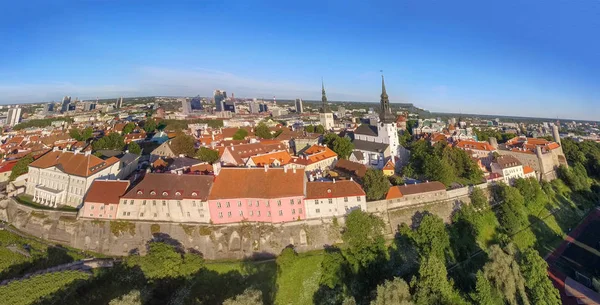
[306,180,365,199]
[85,180,130,204]
[209,167,305,200]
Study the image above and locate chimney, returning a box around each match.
[333,178,336,184]
[84,150,91,156]
[350,177,353,181]
[53,146,58,152]
[293,165,296,174]
[264,164,269,172]
[284,166,288,173]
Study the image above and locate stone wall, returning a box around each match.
[0,184,475,259]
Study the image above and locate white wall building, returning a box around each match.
[305,180,366,219]
[26,149,121,208]
[6,106,22,127]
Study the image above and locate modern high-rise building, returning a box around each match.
[44,103,55,114]
[214,90,227,112]
[190,96,203,111]
[259,103,268,113]
[249,99,259,114]
[83,102,96,112]
[60,96,71,113]
[182,99,192,115]
[223,100,236,113]
[6,106,22,127]
[295,98,303,113]
[116,97,124,109]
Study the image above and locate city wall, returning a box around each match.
[0,185,476,259]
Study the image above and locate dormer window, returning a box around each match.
[137,190,143,195]
[175,191,181,196]
[191,192,198,196]
[150,191,156,195]
[162,191,169,196]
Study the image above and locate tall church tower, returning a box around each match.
[377,75,400,157]
[319,80,334,130]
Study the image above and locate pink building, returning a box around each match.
[208,167,306,224]
[80,180,130,219]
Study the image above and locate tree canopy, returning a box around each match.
[127,142,142,155]
[232,128,248,140]
[363,169,390,200]
[122,123,136,135]
[92,132,125,151]
[126,241,203,280]
[196,147,220,164]
[143,118,157,133]
[69,127,93,141]
[10,154,34,181]
[255,122,272,139]
[169,134,196,157]
[342,210,386,269]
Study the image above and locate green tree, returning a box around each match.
[519,248,561,305]
[470,187,488,210]
[342,210,386,269]
[363,169,390,200]
[170,134,196,157]
[10,154,34,181]
[422,155,454,186]
[276,247,298,271]
[196,147,220,163]
[472,271,504,305]
[92,132,126,151]
[315,125,326,134]
[255,122,272,139]
[109,290,144,305]
[412,254,466,305]
[323,133,339,148]
[306,125,315,133]
[319,247,348,289]
[410,214,451,261]
[232,128,248,140]
[223,289,263,305]
[332,136,354,159]
[122,123,136,135]
[69,127,93,141]
[371,278,413,305]
[143,118,157,133]
[0,270,89,305]
[128,142,142,155]
[126,242,203,280]
[482,245,530,305]
[495,184,529,236]
[398,130,412,147]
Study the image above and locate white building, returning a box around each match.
[6,106,22,127]
[351,76,409,167]
[295,98,303,113]
[491,155,526,185]
[319,83,334,130]
[117,173,214,223]
[305,180,366,219]
[26,149,121,208]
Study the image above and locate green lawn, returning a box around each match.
[274,252,323,305]
[204,252,324,305]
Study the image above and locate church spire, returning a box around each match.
[379,74,394,123]
[321,79,330,113]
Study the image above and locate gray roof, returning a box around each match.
[354,124,379,137]
[119,153,140,166]
[351,151,364,161]
[168,157,202,170]
[352,139,389,153]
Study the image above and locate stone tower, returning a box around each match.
[319,80,334,130]
[377,75,400,157]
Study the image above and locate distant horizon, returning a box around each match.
[9,94,599,124]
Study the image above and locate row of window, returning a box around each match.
[215,199,301,209]
[89,205,114,211]
[313,196,362,205]
[217,208,303,218]
[121,211,204,218]
[89,213,113,218]
[121,199,203,207]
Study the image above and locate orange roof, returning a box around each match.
[523,165,534,174]
[455,140,495,151]
[85,180,130,204]
[249,150,293,167]
[29,150,119,177]
[290,145,337,165]
[306,180,365,199]
[222,142,286,165]
[209,167,305,200]
[386,181,446,199]
[189,163,213,173]
[430,133,447,143]
[382,159,395,171]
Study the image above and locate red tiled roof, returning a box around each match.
[523,165,534,174]
[290,145,337,165]
[334,159,368,178]
[382,160,395,171]
[208,167,305,200]
[455,140,495,151]
[386,181,446,199]
[29,150,119,177]
[123,173,214,201]
[85,180,130,204]
[0,161,18,173]
[306,180,365,199]
[249,150,293,166]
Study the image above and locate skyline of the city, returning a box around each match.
[1,1,599,120]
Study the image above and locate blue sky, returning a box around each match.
[0,0,599,120]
